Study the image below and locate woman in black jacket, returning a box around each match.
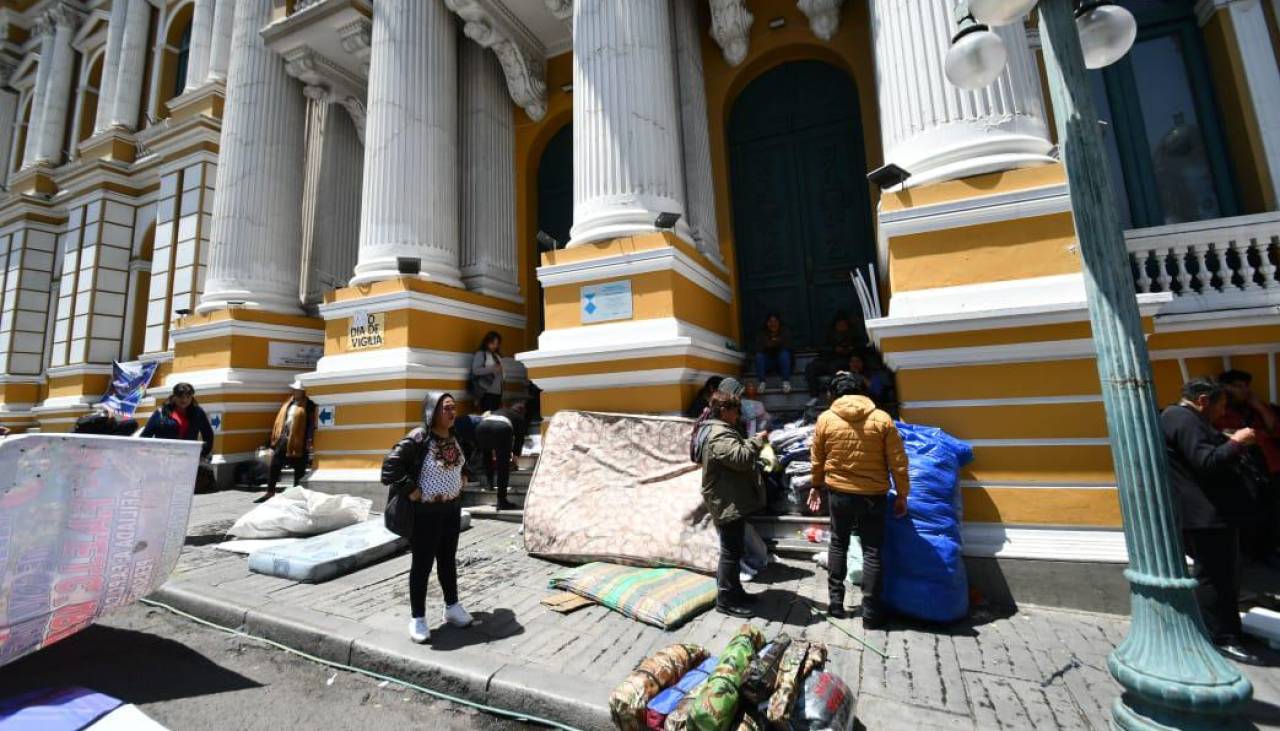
[381,392,474,644]
[139,383,214,461]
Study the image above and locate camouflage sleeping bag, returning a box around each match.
[684,625,766,731]
[765,641,828,728]
[611,643,710,731]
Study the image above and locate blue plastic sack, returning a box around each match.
[881,422,974,623]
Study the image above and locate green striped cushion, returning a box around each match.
[550,562,717,629]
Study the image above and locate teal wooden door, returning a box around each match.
[729,61,875,348]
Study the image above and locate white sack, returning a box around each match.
[228,486,372,539]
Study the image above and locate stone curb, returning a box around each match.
[147,580,613,730]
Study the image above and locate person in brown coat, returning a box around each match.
[808,372,910,627]
[262,382,317,501]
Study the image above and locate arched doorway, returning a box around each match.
[728,60,875,348]
[534,123,572,335]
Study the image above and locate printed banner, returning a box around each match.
[0,434,200,668]
[98,361,160,418]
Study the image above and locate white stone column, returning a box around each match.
[206,0,237,83]
[21,22,56,168]
[673,0,721,263]
[184,0,217,93]
[459,40,519,300]
[870,0,1054,186]
[569,0,692,248]
[199,0,307,314]
[352,0,462,286]
[33,7,78,166]
[311,109,363,302]
[93,0,129,133]
[1219,0,1280,206]
[109,0,151,130]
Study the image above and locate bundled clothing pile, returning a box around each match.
[766,422,821,516]
[609,625,854,730]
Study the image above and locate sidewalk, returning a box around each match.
[152,491,1280,730]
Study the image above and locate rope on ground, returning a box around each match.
[137,597,583,731]
[801,598,891,659]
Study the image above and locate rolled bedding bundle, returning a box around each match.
[610,643,710,731]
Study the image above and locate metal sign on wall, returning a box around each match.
[268,342,323,369]
[580,280,633,324]
[348,311,386,350]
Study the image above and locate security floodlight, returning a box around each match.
[396,256,421,275]
[173,308,192,317]
[226,300,246,306]
[536,231,559,251]
[654,212,681,230]
[867,163,912,190]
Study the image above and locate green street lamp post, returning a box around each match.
[944,0,1253,727]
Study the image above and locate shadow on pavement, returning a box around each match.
[0,624,261,704]
[430,608,524,651]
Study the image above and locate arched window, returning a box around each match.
[1089,0,1238,228]
[11,95,33,174]
[78,52,105,144]
[172,20,192,99]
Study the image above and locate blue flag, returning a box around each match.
[98,361,160,417]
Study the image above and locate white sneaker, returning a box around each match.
[408,617,430,644]
[782,381,793,394]
[444,602,474,627]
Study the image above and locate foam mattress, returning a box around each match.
[248,519,408,583]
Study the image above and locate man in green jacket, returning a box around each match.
[693,391,768,617]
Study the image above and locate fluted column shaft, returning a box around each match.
[672,0,721,263]
[353,0,461,286]
[184,0,217,92]
[569,0,691,248]
[93,0,129,133]
[199,0,307,314]
[460,41,519,300]
[311,110,363,302]
[206,0,237,82]
[109,0,151,130]
[33,10,77,165]
[870,0,1053,186]
[21,24,56,168]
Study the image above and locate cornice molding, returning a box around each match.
[708,0,752,66]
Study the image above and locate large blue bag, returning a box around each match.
[881,422,974,623]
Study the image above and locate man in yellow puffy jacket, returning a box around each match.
[808,372,910,627]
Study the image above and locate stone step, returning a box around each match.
[461,483,528,508]
[466,505,524,523]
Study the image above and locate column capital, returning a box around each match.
[545,0,573,22]
[445,0,549,121]
[40,3,84,34]
[796,0,845,41]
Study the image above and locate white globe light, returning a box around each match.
[945,27,1008,90]
[968,0,1039,26]
[1077,3,1138,69]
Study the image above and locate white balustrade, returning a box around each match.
[1126,212,1280,310]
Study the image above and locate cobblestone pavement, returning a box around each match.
[158,491,1280,729]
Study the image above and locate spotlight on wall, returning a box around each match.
[396,256,422,276]
[654,212,681,230]
[768,17,786,29]
[173,308,192,317]
[226,300,246,307]
[866,163,912,191]
[560,83,573,93]
[536,230,560,252]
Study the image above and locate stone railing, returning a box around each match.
[1127,212,1280,309]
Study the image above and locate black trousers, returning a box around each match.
[267,438,306,491]
[1184,527,1243,643]
[409,500,463,617]
[475,419,513,497]
[828,492,886,619]
[478,393,502,412]
[715,518,747,607]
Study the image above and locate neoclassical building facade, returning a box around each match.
[2,0,1279,586]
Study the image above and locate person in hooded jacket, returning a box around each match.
[381,392,475,644]
[693,390,769,617]
[808,372,910,628]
